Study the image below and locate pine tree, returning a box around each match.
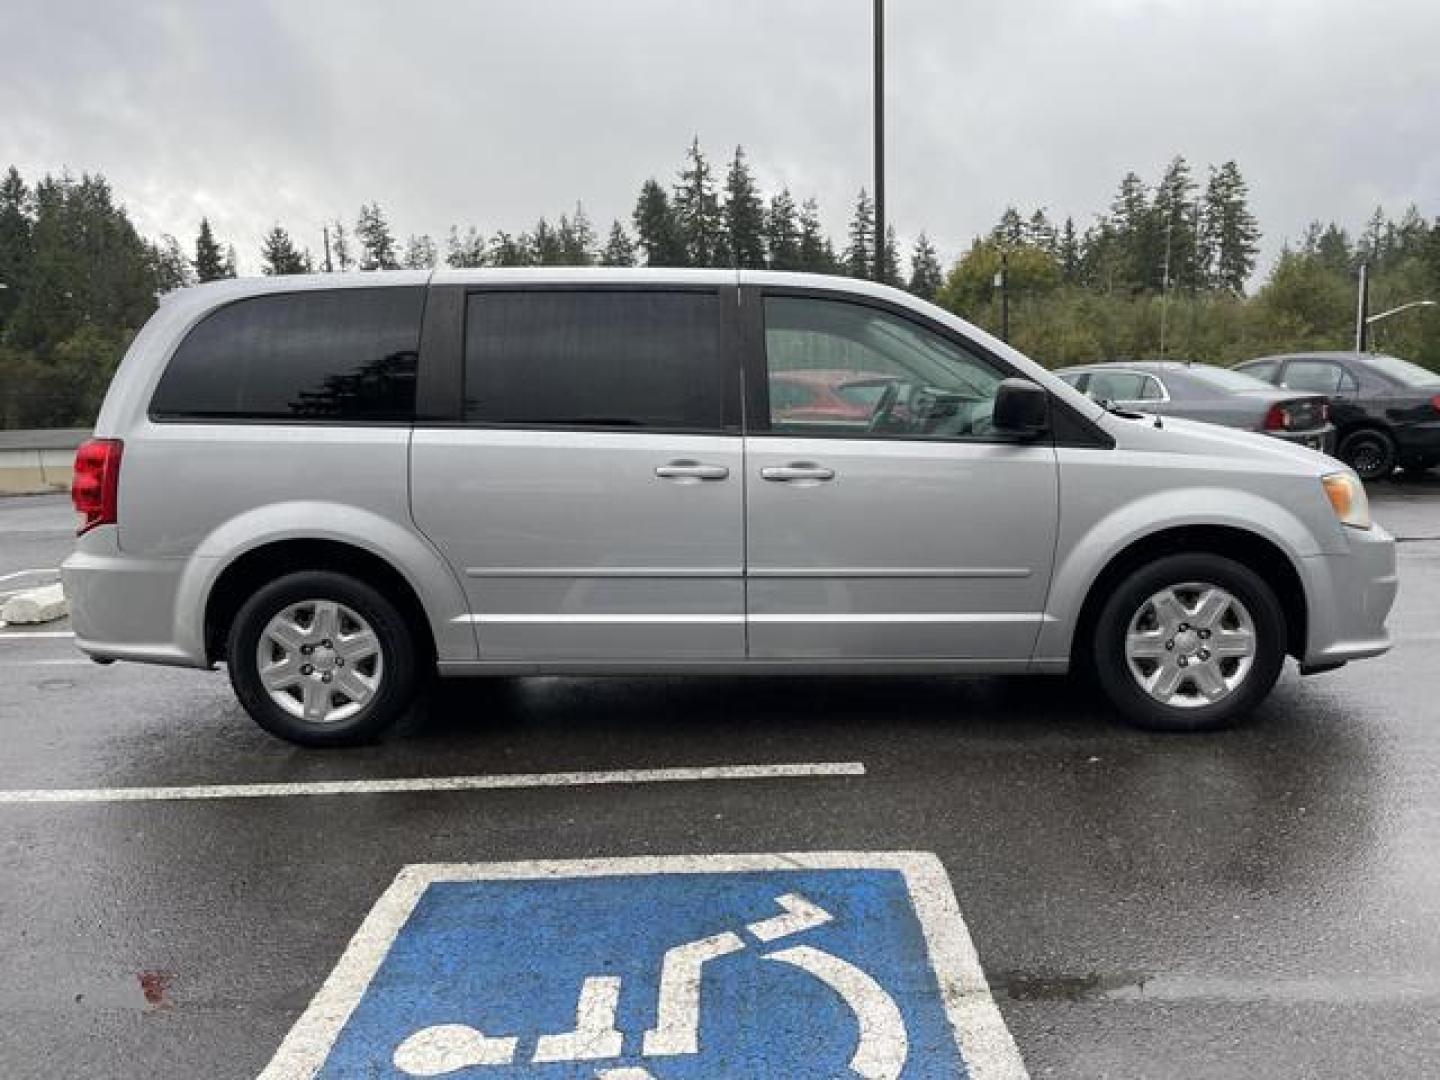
[1358,206,1388,265]
[765,188,801,270]
[672,138,725,266]
[722,146,766,268]
[797,198,835,274]
[1152,156,1199,291]
[993,207,1025,248]
[330,220,354,271]
[1108,171,1159,291]
[531,217,565,265]
[632,178,684,266]
[600,220,637,267]
[402,234,438,269]
[355,202,398,270]
[147,234,194,294]
[1058,217,1081,284]
[193,217,231,282]
[1026,209,1058,254]
[557,202,597,265]
[907,233,943,300]
[260,225,311,275]
[488,231,531,267]
[844,188,876,277]
[1203,161,1261,294]
[445,226,486,268]
[8,173,157,356]
[879,224,901,285]
[0,167,32,327]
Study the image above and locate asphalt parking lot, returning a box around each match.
[2,481,1440,1078]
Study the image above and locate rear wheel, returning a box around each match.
[1338,427,1396,481]
[227,570,418,746]
[1093,554,1286,732]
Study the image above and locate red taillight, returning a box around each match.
[1263,403,1292,431]
[72,438,123,535]
[1432,394,1440,414]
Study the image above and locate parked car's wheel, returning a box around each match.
[1093,554,1286,732]
[227,570,418,747]
[1337,427,1396,481]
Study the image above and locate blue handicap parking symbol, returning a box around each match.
[260,853,1026,1080]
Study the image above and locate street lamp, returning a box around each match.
[1354,260,1437,351]
[873,0,885,283]
[1366,299,1437,327]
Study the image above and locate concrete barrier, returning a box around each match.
[0,429,89,495]
[1,583,68,624]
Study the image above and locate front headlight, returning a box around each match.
[1323,472,1372,530]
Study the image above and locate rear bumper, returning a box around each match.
[60,528,209,668]
[1299,522,1397,666]
[1395,420,1440,457]
[1269,424,1336,454]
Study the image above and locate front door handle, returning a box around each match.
[760,464,836,482]
[655,461,730,481]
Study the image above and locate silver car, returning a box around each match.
[1055,361,1337,453]
[62,269,1397,745]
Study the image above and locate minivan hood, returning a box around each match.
[1097,411,1341,477]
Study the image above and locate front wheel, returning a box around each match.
[227,570,419,746]
[1093,554,1287,732]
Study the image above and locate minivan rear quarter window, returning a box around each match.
[463,290,725,431]
[150,287,424,422]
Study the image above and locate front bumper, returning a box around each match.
[1299,522,1397,666]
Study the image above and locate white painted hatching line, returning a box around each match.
[0,762,867,805]
[0,630,74,639]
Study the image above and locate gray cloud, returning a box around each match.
[3,0,1437,274]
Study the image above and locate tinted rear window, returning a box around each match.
[150,288,423,421]
[463,290,725,430]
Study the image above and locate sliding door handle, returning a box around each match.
[655,461,730,481]
[760,464,835,482]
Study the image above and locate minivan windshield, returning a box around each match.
[1362,353,1440,387]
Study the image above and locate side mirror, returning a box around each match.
[993,378,1050,437]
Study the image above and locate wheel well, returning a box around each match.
[1070,525,1308,668]
[1336,421,1393,443]
[204,539,436,665]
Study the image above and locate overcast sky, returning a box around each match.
[3,0,1438,275]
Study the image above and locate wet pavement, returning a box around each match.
[2,480,1439,1078]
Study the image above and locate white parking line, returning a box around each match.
[0,762,866,805]
[0,630,74,639]
[0,568,57,585]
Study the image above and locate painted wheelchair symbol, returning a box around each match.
[392,892,909,1079]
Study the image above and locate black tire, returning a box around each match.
[1337,427,1396,482]
[1092,553,1287,733]
[227,570,419,747]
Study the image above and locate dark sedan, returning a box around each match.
[1055,361,1335,452]
[1235,351,1440,480]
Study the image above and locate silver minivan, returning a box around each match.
[62,269,1397,746]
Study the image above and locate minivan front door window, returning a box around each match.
[762,296,1003,439]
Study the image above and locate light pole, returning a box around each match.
[1354,262,1370,351]
[873,0,885,283]
[993,253,1010,343]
